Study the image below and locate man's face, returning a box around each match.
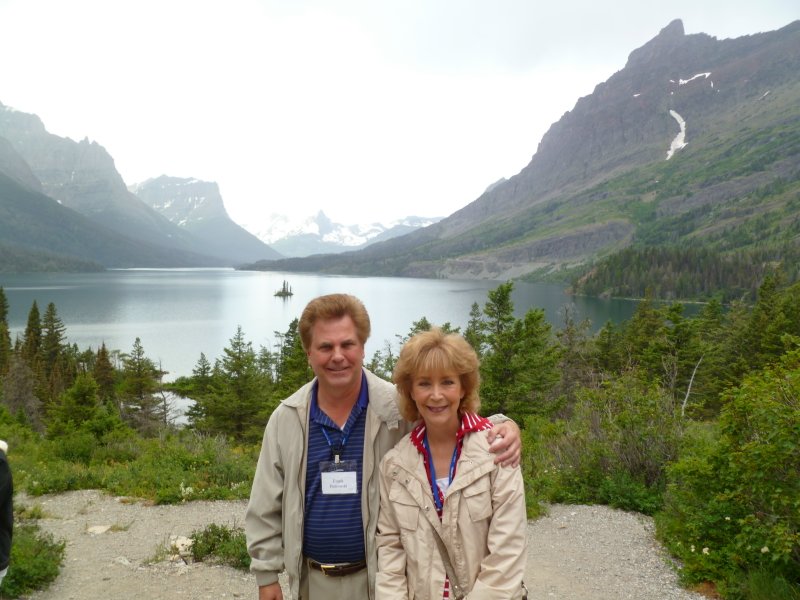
[306,315,365,397]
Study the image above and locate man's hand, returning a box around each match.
[487,420,521,467]
[258,582,283,600]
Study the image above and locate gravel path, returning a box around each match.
[16,490,707,600]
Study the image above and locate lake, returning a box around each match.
[1,269,642,380]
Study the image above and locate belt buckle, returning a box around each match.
[320,563,339,576]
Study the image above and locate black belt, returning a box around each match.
[306,558,367,577]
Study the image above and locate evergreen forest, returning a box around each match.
[0,277,798,599]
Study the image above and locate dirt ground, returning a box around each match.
[16,490,706,600]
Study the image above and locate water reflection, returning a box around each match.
[1,269,657,380]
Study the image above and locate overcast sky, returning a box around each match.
[0,1,796,232]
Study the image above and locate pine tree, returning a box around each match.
[273,320,312,400]
[463,302,486,356]
[549,305,595,418]
[93,343,117,407]
[0,287,7,324]
[40,303,67,375]
[684,298,727,417]
[1,354,44,431]
[200,327,269,441]
[192,352,214,392]
[119,337,163,434]
[479,282,559,420]
[49,372,100,431]
[21,300,42,364]
[0,288,10,374]
[182,352,215,427]
[39,302,70,405]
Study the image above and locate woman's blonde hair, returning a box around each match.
[392,327,480,422]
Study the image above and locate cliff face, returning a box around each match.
[0,134,42,192]
[0,104,215,257]
[132,176,282,264]
[0,103,282,266]
[445,19,800,237]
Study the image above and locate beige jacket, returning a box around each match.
[245,369,410,600]
[376,430,527,599]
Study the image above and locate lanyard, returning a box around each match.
[423,434,460,512]
[320,426,352,463]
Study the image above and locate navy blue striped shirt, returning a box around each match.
[302,372,368,563]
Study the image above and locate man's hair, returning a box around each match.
[298,294,371,351]
[392,327,481,422]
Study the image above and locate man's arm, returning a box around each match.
[486,415,521,468]
[245,416,287,590]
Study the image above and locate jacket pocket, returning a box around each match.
[389,483,420,531]
[463,476,493,522]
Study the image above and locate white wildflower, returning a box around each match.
[179,481,195,500]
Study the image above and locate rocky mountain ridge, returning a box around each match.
[0,100,433,268]
[242,19,800,283]
[0,103,279,267]
[131,176,281,264]
[246,211,442,257]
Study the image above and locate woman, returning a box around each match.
[376,328,527,599]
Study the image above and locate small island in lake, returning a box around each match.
[274,280,294,297]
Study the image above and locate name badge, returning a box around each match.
[320,460,358,495]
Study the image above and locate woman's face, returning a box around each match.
[410,369,462,431]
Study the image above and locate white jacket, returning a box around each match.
[376,430,527,599]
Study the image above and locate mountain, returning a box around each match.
[246,211,442,257]
[130,176,282,264]
[241,19,800,298]
[0,169,220,269]
[0,103,247,267]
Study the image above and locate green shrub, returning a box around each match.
[734,570,800,600]
[10,425,255,504]
[47,431,98,465]
[522,371,683,515]
[656,348,800,598]
[23,460,105,496]
[597,471,663,515]
[0,523,65,598]
[90,427,142,464]
[100,431,254,504]
[190,523,250,570]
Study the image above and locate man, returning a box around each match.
[245,294,520,600]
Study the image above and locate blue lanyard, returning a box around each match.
[423,434,460,512]
[320,426,351,463]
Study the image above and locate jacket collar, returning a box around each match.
[281,368,403,428]
[393,428,495,497]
